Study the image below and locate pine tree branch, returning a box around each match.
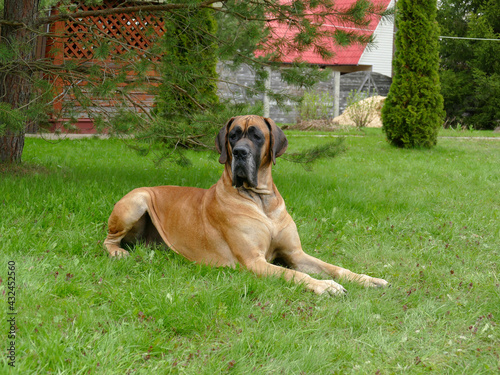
[171,84,206,111]
[0,19,27,28]
[120,91,154,122]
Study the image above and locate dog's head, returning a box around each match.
[215,115,288,188]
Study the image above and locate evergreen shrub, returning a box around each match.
[155,8,219,121]
[382,0,445,148]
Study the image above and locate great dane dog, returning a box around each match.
[103,115,388,295]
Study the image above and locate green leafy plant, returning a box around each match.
[345,90,378,128]
[297,91,335,122]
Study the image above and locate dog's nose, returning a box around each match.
[233,146,249,159]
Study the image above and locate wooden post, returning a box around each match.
[333,70,340,117]
[263,66,271,118]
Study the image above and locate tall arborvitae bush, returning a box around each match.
[382,0,444,148]
[156,8,219,119]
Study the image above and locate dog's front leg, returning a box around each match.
[275,221,389,288]
[241,257,346,295]
[225,223,345,295]
[287,251,389,288]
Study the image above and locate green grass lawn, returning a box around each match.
[1,130,499,374]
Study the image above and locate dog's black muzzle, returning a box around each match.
[231,143,258,188]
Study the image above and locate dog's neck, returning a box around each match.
[223,164,274,196]
[242,182,272,195]
[220,164,285,218]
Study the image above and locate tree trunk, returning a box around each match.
[0,133,25,163]
[0,0,40,163]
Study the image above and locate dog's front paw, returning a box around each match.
[312,279,347,296]
[361,275,389,288]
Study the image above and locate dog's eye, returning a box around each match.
[248,128,264,143]
[229,129,241,142]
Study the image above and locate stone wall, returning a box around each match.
[217,64,392,124]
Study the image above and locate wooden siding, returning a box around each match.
[358,0,395,77]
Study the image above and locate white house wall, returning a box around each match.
[358,0,395,77]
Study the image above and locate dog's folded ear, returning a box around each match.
[264,117,288,164]
[216,117,235,164]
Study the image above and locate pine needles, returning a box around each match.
[282,136,346,168]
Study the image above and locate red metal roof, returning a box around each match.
[263,0,392,66]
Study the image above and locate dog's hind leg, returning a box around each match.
[103,189,150,257]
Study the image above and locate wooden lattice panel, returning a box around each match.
[45,1,166,133]
[59,0,166,60]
